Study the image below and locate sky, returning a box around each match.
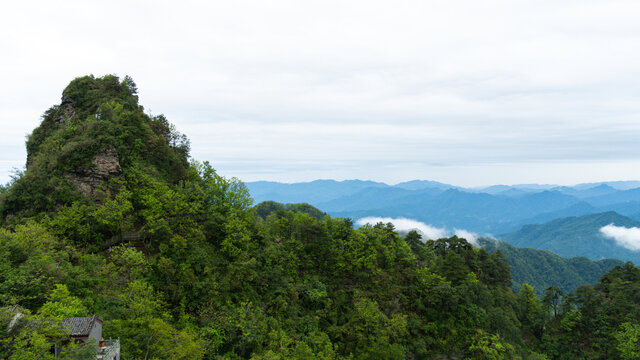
[2,0,640,187]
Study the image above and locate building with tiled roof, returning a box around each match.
[62,314,103,340]
[60,315,120,360]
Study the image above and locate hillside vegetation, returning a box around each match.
[499,212,640,263]
[479,238,623,297]
[0,75,639,359]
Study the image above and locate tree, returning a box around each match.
[404,230,427,260]
[441,251,470,285]
[543,286,564,319]
[38,284,88,319]
[518,284,545,340]
[106,280,204,359]
[108,245,150,285]
[468,330,518,360]
[92,189,134,237]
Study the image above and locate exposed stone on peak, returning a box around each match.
[57,95,76,123]
[66,147,121,197]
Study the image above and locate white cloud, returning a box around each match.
[355,217,479,245]
[600,224,640,251]
[356,217,447,240]
[454,229,479,246]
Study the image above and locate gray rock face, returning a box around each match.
[57,96,76,123]
[66,147,121,197]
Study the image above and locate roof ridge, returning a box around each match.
[61,314,102,336]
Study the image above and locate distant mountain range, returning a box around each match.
[246,180,388,205]
[498,211,640,263]
[246,179,640,234]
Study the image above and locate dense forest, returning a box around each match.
[1,75,639,359]
[478,238,623,298]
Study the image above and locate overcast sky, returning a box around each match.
[2,0,640,187]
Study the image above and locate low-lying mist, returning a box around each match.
[600,224,640,251]
[356,217,479,245]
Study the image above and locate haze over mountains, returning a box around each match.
[247,179,640,264]
[248,179,640,231]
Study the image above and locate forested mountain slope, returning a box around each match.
[499,212,640,263]
[478,238,623,297]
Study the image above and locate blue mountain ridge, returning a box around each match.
[247,179,640,237]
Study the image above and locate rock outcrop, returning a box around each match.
[57,95,76,123]
[66,147,121,197]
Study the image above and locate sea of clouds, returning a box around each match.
[355,217,479,245]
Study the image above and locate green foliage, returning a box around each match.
[479,237,623,297]
[542,286,563,319]
[345,296,406,359]
[615,322,640,360]
[60,339,98,360]
[468,330,518,359]
[38,284,88,319]
[252,330,338,360]
[0,223,83,309]
[105,280,204,359]
[108,245,150,285]
[539,262,640,359]
[92,189,134,235]
[254,201,326,221]
[517,284,545,341]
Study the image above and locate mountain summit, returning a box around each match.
[1,75,191,220]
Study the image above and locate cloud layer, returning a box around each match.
[2,1,640,185]
[454,229,478,244]
[356,217,478,245]
[600,224,640,251]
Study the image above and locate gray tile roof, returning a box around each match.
[61,315,102,337]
